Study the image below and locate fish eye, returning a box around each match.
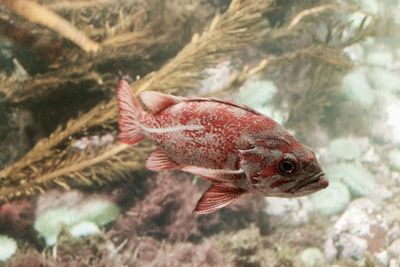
[277,154,299,176]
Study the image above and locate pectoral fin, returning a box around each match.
[146,148,179,170]
[194,184,246,214]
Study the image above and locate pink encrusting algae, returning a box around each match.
[116,80,329,214]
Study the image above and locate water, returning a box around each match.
[0,0,399,266]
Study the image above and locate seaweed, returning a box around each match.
[0,0,274,203]
[0,0,380,209]
[0,0,386,266]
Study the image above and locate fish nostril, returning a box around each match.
[305,161,321,173]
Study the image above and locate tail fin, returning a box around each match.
[116,80,144,144]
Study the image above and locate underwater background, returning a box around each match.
[0,0,399,266]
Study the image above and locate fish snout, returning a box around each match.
[318,175,329,189]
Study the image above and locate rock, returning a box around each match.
[341,70,375,109]
[238,79,277,107]
[69,221,101,238]
[255,106,285,125]
[326,137,364,161]
[34,193,120,246]
[362,147,380,164]
[264,196,313,225]
[236,79,285,123]
[388,239,400,266]
[366,50,394,68]
[309,180,351,216]
[385,103,400,144]
[0,235,17,262]
[388,149,400,171]
[226,224,262,266]
[325,162,376,197]
[369,68,400,94]
[299,247,326,267]
[348,0,380,13]
[200,61,231,94]
[324,199,388,263]
[344,44,365,63]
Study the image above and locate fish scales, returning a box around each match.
[116,80,329,214]
[142,101,277,170]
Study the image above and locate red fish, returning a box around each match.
[116,80,329,214]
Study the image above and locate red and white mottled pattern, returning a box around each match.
[116,80,329,214]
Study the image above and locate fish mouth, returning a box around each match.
[291,172,328,192]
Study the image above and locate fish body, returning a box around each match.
[116,80,328,214]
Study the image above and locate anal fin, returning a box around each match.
[194,184,246,214]
[146,148,179,171]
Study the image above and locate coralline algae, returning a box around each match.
[388,149,400,171]
[309,180,351,216]
[299,247,326,267]
[326,162,376,197]
[341,70,375,109]
[34,199,119,246]
[326,137,363,161]
[0,235,17,262]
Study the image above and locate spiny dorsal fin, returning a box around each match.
[139,91,181,114]
[194,184,246,214]
[146,148,179,171]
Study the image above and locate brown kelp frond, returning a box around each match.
[0,0,214,104]
[284,54,350,137]
[47,0,115,11]
[1,63,97,102]
[0,99,117,179]
[265,2,378,54]
[0,142,147,204]
[277,46,353,69]
[0,0,273,203]
[0,0,100,53]
[329,11,379,47]
[207,58,271,98]
[287,4,345,30]
[210,43,353,100]
[134,0,273,95]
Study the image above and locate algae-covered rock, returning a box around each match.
[77,199,120,226]
[309,180,351,216]
[265,197,313,225]
[366,50,394,68]
[225,224,261,266]
[341,70,375,109]
[386,103,400,145]
[347,0,380,13]
[237,79,284,124]
[0,235,17,262]
[300,247,326,267]
[238,79,277,107]
[255,106,285,124]
[326,138,363,161]
[34,198,119,245]
[230,225,260,254]
[369,68,400,94]
[324,199,388,264]
[69,221,101,238]
[326,162,376,197]
[34,207,78,245]
[388,149,400,171]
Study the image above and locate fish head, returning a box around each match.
[243,136,329,197]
